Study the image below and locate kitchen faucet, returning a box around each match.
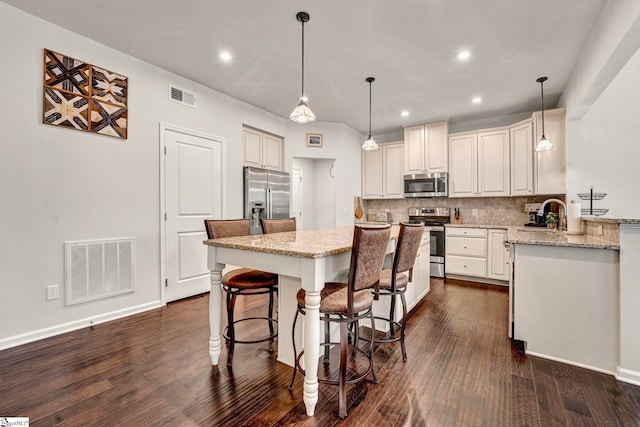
[537,198,567,230]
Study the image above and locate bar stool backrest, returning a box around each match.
[393,223,425,275]
[261,218,297,234]
[205,219,250,239]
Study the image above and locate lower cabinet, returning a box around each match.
[487,229,510,281]
[445,227,509,284]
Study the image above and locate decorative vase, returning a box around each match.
[547,223,557,231]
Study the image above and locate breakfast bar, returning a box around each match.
[204,226,399,416]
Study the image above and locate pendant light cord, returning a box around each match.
[540,79,545,136]
[301,19,305,99]
[368,80,372,138]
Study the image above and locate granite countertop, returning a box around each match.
[203,225,400,258]
[505,226,619,250]
[581,217,640,224]
[444,223,619,250]
[445,223,509,230]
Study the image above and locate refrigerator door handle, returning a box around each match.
[267,187,272,219]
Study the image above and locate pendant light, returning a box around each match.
[362,77,380,151]
[289,12,316,124]
[535,76,553,151]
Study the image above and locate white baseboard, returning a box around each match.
[616,367,640,386]
[525,350,616,377]
[0,301,164,351]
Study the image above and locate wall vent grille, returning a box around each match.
[64,238,135,306]
[169,85,196,107]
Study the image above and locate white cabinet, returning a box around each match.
[413,237,431,302]
[510,120,534,196]
[487,229,510,281]
[445,227,488,277]
[449,128,509,198]
[478,129,510,197]
[533,108,566,195]
[404,122,448,174]
[404,125,424,175]
[243,127,283,171]
[448,133,477,197]
[362,142,404,199]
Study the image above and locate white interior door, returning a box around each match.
[164,128,222,302]
[291,167,303,230]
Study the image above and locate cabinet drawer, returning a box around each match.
[446,236,486,257]
[446,255,487,277]
[446,227,487,238]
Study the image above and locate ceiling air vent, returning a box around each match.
[169,85,196,108]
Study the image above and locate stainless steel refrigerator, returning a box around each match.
[244,167,291,234]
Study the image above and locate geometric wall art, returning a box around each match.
[43,49,128,139]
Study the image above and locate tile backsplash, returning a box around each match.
[360,196,557,226]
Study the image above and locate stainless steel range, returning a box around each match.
[408,207,451,278]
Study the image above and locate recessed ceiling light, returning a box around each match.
[457,50,471,61]
[472,97,482,104]
[401,110,410,117]
[219,51,232,62]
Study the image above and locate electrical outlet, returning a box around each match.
[472,209,478,216]
[46,284,59,301]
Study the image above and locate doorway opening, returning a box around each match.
[292,157,336,230]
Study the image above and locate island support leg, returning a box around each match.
[209,263,224,365]
[303,290,321,416]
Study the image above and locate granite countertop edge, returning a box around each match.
[444,223,620,250]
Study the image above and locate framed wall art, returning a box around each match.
[43,49,128,139]
[306,133,322,147]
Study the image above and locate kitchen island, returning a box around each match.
[506,226,620,376]
[203,225,399,416]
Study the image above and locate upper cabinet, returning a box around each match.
[404,121,448,175]
[243,127,283,171]
[449,128,509,198]
[362,142,404,199]
[533,108,566,195]
[510,120,534,196]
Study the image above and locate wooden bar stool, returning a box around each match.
[260,217,296,234]
[204,219,279,368]
[288,224,391,418]
[362,222,424,361]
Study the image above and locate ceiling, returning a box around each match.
[5,0,606,136]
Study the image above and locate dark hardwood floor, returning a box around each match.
[1,278,639,426]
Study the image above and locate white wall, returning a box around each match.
[285,122,364,228]
[560,1,640,217]
[0,2,287,347]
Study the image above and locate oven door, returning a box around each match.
[429,227,445,263]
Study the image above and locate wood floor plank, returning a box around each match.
[1,279,639,426]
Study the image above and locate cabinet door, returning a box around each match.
[534,109,566,195]
[404,125,425,175]
[382,143,404,198]
[488,230,509,281]
[414,243,431,300]
[362,148,382,199]
[426,122,448,173]
[243,128,263,168]
[478,129,510,196]
[510,121,534,196]
[263,133,283,171]
[449,134,477,197]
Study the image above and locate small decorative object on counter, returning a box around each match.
[453,207,462,224]
[546,212,558,230]
[354,196,364,219]
[577,185,608,216]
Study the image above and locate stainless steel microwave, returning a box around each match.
[403,172,448,198]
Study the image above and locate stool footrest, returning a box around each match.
[223,316,277,344]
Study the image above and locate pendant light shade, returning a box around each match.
[535,76,553,151]
[362,77,380,151]
[290,12,316,124]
